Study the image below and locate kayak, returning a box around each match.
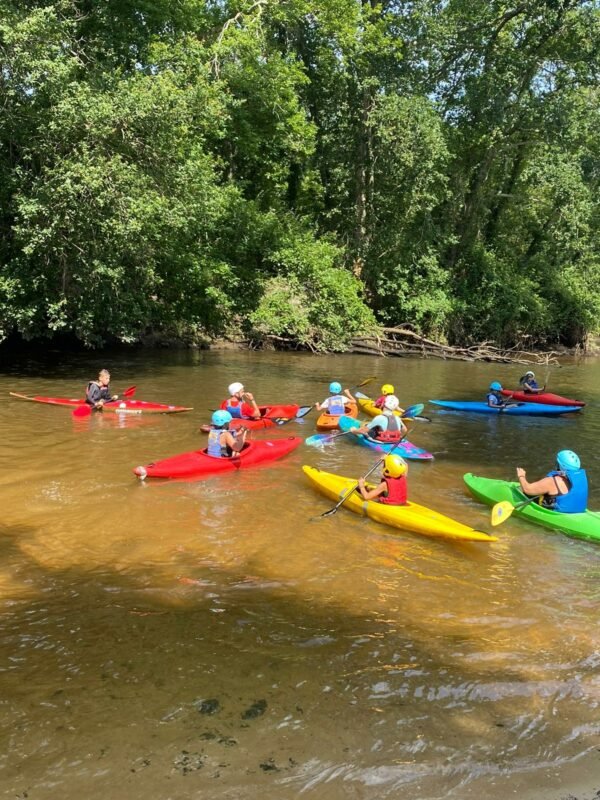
[316,402,358,431]
[501,389,585,407]
[303,466,496,542]
[9,392,192,414]
[134,436,302,480]
[463,473,600,544]
[355,391,405,418]
[222,404,300,430]
[337,416,433,461]
[429,400,581,416]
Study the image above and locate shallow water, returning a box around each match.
[0,348,599,799]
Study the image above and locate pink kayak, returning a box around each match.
[9,392,192,414]
[500,389,585,407]
[133,436,302,479]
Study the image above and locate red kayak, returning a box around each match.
[500,389,585,408]
[215,404,301,430]
[133,436,302,480]
[9,392,192,414]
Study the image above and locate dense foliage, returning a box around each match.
[1,0,599,350]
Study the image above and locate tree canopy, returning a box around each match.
[1,0,599,350]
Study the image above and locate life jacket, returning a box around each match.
[327,395,347,416]
[85,381,110,406]
[544,469,588,513]
[374,396,386,409]
[207,428,228,458]
[525,380,539,391]
[373,414,402,443]
[225,399,245,419]
[379,475,408,505]
[487,391,503,407]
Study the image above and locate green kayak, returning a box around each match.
[463,472,600,544]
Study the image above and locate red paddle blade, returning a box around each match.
[72,404,92,418]
[123,385,136,397]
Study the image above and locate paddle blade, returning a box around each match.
[402,403,425,419]
[409,415,431,423]
[357,376,377,388]
[72,404,92,418]
[305,433,334,446]
[123,385,136,397]
[295,405,313,419]
[490,500,515,527]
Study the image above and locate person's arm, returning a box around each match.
[242,392,260,419]
[315,398,328,411]
[344,389,356,404]
[223,429,247,454]
[357,478,387,501]
[352,423,371,435]
[86,383,102,407]
[516,468,557,497]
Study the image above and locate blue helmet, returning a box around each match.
[329,381,342,394]
[556,450,580,471]
[212,409,232,428]
[489,381,502,392]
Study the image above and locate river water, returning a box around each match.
[0,348,599,799]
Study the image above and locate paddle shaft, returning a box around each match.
[320,435,406,518]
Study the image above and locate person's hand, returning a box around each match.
[358,478,365,488]
[111,394,119,401]
[314,402,320,408]
[95,400,104,408]
[516,467,526,480]
[244,392,254,402]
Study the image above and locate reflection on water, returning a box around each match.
[0,349,599,799]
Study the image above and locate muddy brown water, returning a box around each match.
[0,349,599,799]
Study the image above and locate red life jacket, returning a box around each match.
[379,475,408,505]
[373,414,402,443]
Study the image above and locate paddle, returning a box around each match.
[490,495,538,526]
[319,436,407,518]
[72,385,137,418]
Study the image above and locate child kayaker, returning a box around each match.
[374,383,395,410]
[516,450,588,513]
[86,369,119,408]
[352,395,407,441]
[486,381,510,408]
[206,410,248,458]
[357,454,408,505]
[519,370,544,394]
[315,382,356,416]
[220,382,261,420]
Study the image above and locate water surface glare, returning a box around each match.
[0,349,599,799]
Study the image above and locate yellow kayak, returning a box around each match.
[355,391,407,420]
[303,466,496,543]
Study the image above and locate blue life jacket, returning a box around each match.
[225,402,244,419]
[327,395,347,416]
[487,392,503,407]
[545,468,588,513]
[207,428,227,458]
[523,379,539,391]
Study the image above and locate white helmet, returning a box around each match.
[384,395,400,412]
[228,382,244,396]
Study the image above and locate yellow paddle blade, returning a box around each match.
[490,500,515,527]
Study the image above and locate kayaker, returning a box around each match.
[315,382,356,416]
[357,454,408,505]
[352,395,407,442]
[206,410,248,458]
[516,450,588,513]
[374,383,395,410]
[519,370,544,394]
[220,382,261,420]
[85,369,119,408]
[486,381,511,408]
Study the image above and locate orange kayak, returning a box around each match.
[316,402,358,431]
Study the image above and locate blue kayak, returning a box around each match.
[337,416,434,460]
[430,400,582,417]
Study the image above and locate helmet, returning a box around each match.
[525,371,535,378]
[556,450,580,471]
[212,410,232,427]
[384,395,400,412]
[381,384,394,395]
[489,381,502,391]
[329,381,342,394]
[228,382,244,396]
[383,454,407,478]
